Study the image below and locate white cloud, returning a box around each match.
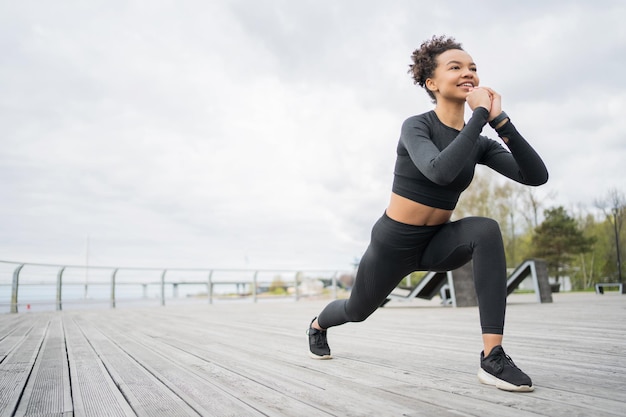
[1,0,625,269]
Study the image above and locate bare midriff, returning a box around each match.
[386,192,453,226]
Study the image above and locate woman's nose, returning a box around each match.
[461,68,474,77]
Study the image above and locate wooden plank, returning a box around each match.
[84,307,475,416]
[89,305,535,416]
[0,314,29,341]
[90,312,351,416]
[0,317,48,417]
[73,316,200,417]
[13,316,72,416]
[96,323,468,417]
[86,316,277,416]
[0,317,39,363]
[63,317,136,417]
[154,294,626,417]
[162,296,626,415]
[350,297,626,416]
[0,292,624,416]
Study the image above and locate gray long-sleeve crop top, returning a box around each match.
[392,107,548,210]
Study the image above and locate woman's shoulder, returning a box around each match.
[403,110,435,123]
[401,110,436,129]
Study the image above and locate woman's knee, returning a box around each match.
[344,301,378,323]
[466,217,502,240]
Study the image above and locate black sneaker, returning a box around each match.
[477,345,534,392]
[307,318,332,359]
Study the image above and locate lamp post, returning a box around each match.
[612,207,623,293]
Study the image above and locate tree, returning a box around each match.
[518,186,557,231]
[594,188,625,288]
[456,168,556,268]
[532,206,595,285]
[572,212,605,290]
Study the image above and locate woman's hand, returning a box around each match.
[466,87,492,113]
[467,87,502,122]
[480,87,502,122]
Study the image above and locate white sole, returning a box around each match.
[477,368,534,392]
[309,352,332,360]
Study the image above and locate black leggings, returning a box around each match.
[317,212,507,334]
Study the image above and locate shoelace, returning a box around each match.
[490,351,519,373]
[310,329,328,347]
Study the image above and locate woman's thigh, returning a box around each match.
[417,217,501,271]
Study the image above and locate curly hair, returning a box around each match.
[408,35,464,102]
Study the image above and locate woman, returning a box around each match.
[307,35,548,392]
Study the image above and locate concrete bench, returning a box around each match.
[384,259,552,307]
[595,283,623,294]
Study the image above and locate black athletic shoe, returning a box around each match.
[307,318,332,359]
[477,345,534,392]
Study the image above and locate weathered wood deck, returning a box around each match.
[1,292,625,416]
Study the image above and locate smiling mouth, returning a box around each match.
[458,83,474,88]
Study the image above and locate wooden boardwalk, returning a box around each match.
[0,292,625,416]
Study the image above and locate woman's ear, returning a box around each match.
[425,78,437,93]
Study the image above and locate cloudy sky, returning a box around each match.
[1,0,625,271]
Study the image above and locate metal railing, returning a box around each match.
[0,260,350,314]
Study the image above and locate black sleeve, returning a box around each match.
[481,118,549,186]
[400,107,489,185]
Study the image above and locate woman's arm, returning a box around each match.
[482,114,549,185]
[401,107,489,185]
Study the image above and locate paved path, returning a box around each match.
[1,292,625,416]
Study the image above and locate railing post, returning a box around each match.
[56,267,65,311]
[110,268,118,309]
[252,271,258,303]
[331,271,338,300]
[294,271,302,301]
[160,269,167,306]
[10,264,24,314]
[207,270,213,304]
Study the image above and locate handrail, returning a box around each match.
[0,259,340,273]
[0,259,349,314]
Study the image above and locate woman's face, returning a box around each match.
[426,49,479,102]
